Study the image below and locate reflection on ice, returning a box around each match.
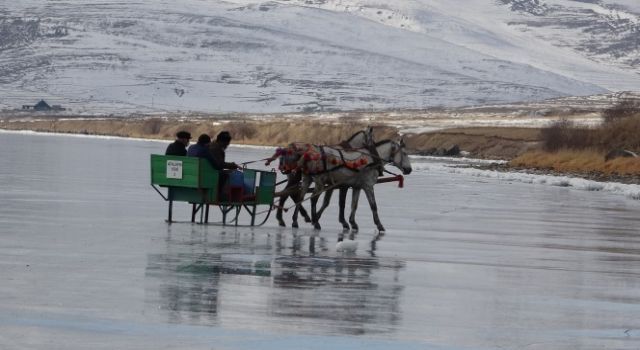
[146,228,405,335]
[3,132,640,349]
[269,254,404,335]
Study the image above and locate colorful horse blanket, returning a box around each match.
[272,143,374,175]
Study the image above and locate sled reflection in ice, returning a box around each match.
[145,227,406,335]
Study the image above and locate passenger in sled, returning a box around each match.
[165,130,191,156]
[187,132,240,201]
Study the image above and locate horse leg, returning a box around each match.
[292,188,314,227]
[338,186,350,231]
[294,176,312,229]
[349,188,361,233]
[363,186,385,233]
[315,187,333,221]
[311,194,319,230]
[290,192,300,228]
[276,190,287,227]
[297,194,312,223]
[310,181,323,230]
[292,173,312,223]
[279,176,298,227]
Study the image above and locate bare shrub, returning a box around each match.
[228,122,257,141]
[598,115,640,151]
[540,119,574,151]
[511,149,640,175]
[141,118,163,135]
[541,101,640,153]
[603,98,640,124]
[565,127,595,150]
[541,119,598,152]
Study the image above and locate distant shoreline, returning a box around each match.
[3,116,638,184]
[0,114,540,159]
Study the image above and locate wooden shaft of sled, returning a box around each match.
[376,175,404,188]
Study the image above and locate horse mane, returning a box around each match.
[374,139,394,147]
[344,130,364,143]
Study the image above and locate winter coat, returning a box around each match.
[165,141,187,156]
[187,143,219,169]
[209,142,236,170]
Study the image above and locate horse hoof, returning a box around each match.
[278,222,286,227]
[313,223,321,230]
[291,222,299,229]
[304,217,312,223]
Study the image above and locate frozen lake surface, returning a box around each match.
[1,131,639,349]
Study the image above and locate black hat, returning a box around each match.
[176,131,191,139]
[216,131,232,143]
[197,134,211,145]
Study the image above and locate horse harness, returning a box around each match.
[276,140,399,177]
[303,145,385,176]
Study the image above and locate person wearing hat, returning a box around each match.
[165,131,191,156]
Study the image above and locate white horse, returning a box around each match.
[269,127,375,228]
[299,138,412,233]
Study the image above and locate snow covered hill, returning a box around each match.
[0,0,638,114]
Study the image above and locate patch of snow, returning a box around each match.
[410,155,507,166]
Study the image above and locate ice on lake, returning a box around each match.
[1,131,639,349]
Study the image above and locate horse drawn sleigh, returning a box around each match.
[150,128,411,230]
[150,154,277,226]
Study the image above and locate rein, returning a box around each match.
[241,157,272,166]
[383,168,401,176]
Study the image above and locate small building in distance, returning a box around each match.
[22,100,65,111]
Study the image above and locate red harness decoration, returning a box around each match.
[301,147,370,174]
[273,143,372,175]
[274,143,311,174]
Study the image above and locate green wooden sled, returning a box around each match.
[150,154,276,226]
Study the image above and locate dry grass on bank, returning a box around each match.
[510,149,640,175]
[0,116,545,159]
[437,127,541,141]
[0,118,399,147]
[404,127,541,159]
[512,99,640,176]
[541,100,640,152]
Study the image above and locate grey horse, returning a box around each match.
[268,127,375,228]
[300,138,412,233]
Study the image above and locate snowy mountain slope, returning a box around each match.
[287,0,639,89]
[0,0,637,114]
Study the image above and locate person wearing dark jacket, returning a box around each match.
[188,132,238,199]
[165,131,191,156]
[209,131,239,170]
[187,134,218,168]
